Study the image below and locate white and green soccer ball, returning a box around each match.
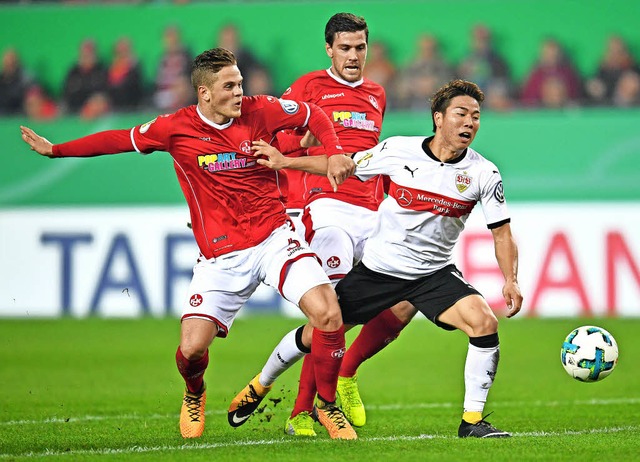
[560,325,618,382]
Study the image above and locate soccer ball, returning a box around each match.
[560,325,618,382]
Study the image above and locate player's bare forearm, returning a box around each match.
[20,126,54,157]
[252,140,328,174]
[491,223,523,317]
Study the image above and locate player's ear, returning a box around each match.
[434,111,443,129]
[198,85,210,102]
[325,43,333,58]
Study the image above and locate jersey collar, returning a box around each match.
[325,68,364,88]
[422,136,468,164]
[196,104,234,130]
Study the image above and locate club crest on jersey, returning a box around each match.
[279,99,299,114]
[369,95,379,109]
[455,172,472,193]
[239,140,251,154]
[139,118,157,134]
[189,294,203,307]
[326,256,341,268]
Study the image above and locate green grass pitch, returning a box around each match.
[1,315,638,461]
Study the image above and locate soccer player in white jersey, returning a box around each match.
[251,79,523,438]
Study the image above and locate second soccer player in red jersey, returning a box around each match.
[228,13,416,436]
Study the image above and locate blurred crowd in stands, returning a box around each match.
[1,23,639,120]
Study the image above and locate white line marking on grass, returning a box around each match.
[2,397,639,427]
[0,426,637,459]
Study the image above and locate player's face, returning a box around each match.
[203,65,243,124]
[326,31,368,83]
[434,95,481,151]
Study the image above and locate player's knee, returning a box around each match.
[308,305,343,331]
[179,340,209,361]
[299,284,343,331]
[469,312,499,337]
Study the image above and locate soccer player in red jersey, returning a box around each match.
[228,13,416,436]
[19,47,357,440]
[252,79,524,438]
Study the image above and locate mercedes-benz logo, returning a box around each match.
[395,188,413,207]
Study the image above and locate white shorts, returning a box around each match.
[302,198,377,284]
[286,208,306,241]
[182,223,329,337]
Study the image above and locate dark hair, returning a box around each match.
[430,79,485,132]
[325,13,368,46]
[191,47,237,90]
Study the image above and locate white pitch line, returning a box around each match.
[0,426,637,459]
[2,397,638,427]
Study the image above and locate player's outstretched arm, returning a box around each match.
[20,126,54,157]
[253,139,328,174]
[491,222,523,318]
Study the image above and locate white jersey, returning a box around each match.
[353,136,510,280]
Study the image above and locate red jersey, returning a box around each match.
[282,69,386,210]
[52,96,343,259]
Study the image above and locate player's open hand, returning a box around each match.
[503,280,523,318]
[20,126,54,157]
[252,140,289,170]
[327,154,355,192]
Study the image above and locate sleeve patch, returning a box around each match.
[139,118,157,134]
[493,181,505,203]
[278,99,300,114]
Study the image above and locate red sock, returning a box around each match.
[311,325,345,403]
[175,346,208,393]
[340,309,406,377]
[290,354,317,418]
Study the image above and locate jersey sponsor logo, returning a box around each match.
[326,256,341,268]
[394,188,414,207]
[198,152,247,173]
[331,347,346,359]
[455,172,472,193]
[332,111,377,132]
[189,294,203,307]
[239,140,251,154]
[493,181,505,203]
[322,92,345,100]
[389,183,475,217]
[369,95,379,109]
[139,118,157,134]
[279,99,299,114]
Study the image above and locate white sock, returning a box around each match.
[463,343,499,413]
[259,326,308,387]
